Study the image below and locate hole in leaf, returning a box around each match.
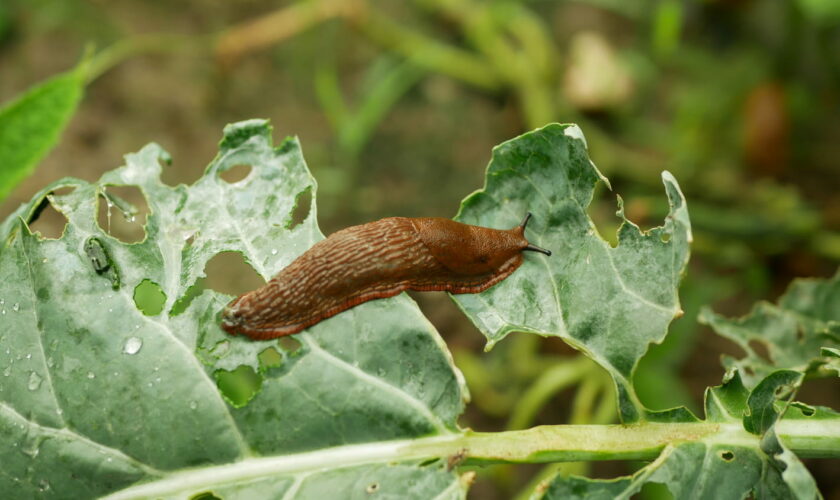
[719,450,735,461]
[258,346,283,369]
[366,482,380,494]
[27,196,69,239]
[748,339,772,363]
[775,385,791,398]
[278,336,302,354]
[219,164,252,183]
[286,187,312,229]
[660,231,671,243]
[190,492,222,500]
[134,280,166,316]
[97,185,149,243]
[792,402,816,417]
[84,237,121,289]
[204,252,264,296]
[639,482,672,500]
[215,365,262,407]
[170,278,207,316]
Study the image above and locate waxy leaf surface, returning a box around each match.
[452,124,692,422]
[0,120,467,499]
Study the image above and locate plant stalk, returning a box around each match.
[104,420,840,500]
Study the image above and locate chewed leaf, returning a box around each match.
[700,270,840,388]
[452,124,691,422]
[537,370,819,500]
[0,120,467,499]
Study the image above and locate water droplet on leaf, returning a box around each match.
[123,337,142,355]
[12,303,19,312]
[87,372,95,379]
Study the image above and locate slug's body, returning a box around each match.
[221,215,550,340]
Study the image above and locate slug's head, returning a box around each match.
[220,296,248,336]
[415,213,550,277]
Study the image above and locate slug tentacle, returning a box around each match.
[222,215,550,340]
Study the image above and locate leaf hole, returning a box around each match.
[26,196,69,239]
[366,482,380,494]
[795,403,815,417]
[719,450,735,461]
[97,185,149,243]
[190,492,222,500]
[277,336,302,354]
[286,186,312,229]
[215,365,262,407]
[219,164,252,184]
[747,339,772,363]
[660,231,671,243]
[170,279,206,316]
[639,482,673,500]
[258,346,283,369]
[774,385,791,398]
[134,280,166,316]
[203,251,264,296]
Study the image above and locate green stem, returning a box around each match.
[86,34,204,83]
[104,420,840,499]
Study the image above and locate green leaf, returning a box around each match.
[537,371,820,500]
[699,270,840,388]
[452,124,692,422]
[0,62,86,202]
[0,119,467,498]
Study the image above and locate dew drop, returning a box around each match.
[38,479,50,492]
[87,372,95,379]
[25,353,31,359]
[0,299,4,305]
[123,337,143,355]
[3,366,10,377]
[2,310,5,315]
[12,303,19,312]
[28,371,42,391]
[189,400,197,410]
[271,249,278,255]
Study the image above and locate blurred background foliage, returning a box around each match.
[1,0,839,498]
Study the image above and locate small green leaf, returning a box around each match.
[0,62,86,202]
[452,124,692,422]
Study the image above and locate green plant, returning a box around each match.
[1,119,837,499]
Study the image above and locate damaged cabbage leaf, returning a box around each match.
[700,271,840,388]
[536,370,821,500]
[452,124,692,422]
[0,120,467,499]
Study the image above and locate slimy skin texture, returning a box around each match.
[221,215,550,340]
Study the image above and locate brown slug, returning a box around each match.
[221,213,550,340]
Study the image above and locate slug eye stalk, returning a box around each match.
[524,244,551,256]
[518,212,551,256]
